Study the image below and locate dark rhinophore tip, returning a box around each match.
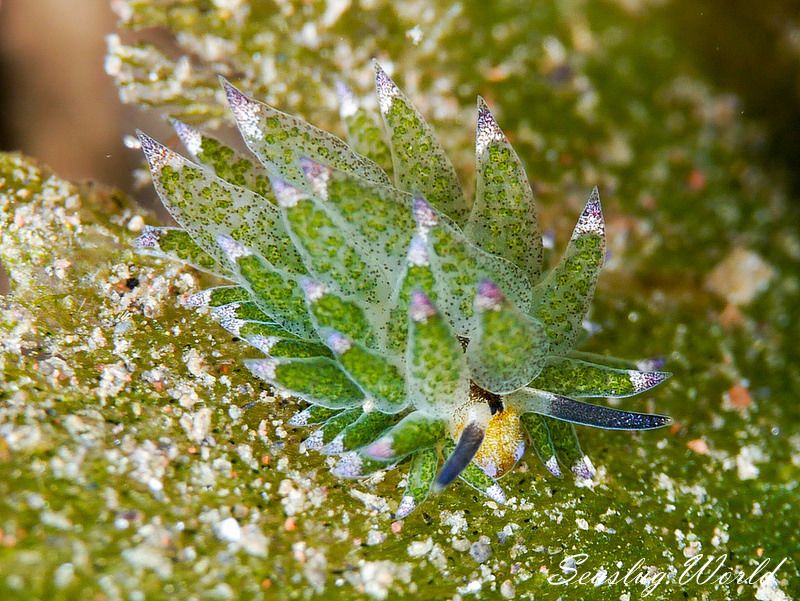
[433,422,485,491]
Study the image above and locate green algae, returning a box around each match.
[1,152,797,600]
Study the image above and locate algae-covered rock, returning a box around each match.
[1,141,798,600]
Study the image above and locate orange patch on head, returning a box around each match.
[472,406,526,478]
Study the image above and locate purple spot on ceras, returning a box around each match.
[244,358,278,381]
[363,437,394,460]
[300,278,327,303]
[482,460,499,478]
[247,335,280,355]
[475,279,505,311]
[412,196,438,238]
[216,234,250,263]
[299,157,331,200]
[407,235,429,267]
[409,290,437,323]
[272,178,306,208]
[326,331,352,355]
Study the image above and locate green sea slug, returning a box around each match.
[135,61,671,518]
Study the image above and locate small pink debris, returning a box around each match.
[687,168,706,191]
[727,384,752,410]
[687,439,709,455]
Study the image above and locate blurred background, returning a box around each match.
[1,0,800,196]
[0,2,131,189]
[0,1,165,193]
